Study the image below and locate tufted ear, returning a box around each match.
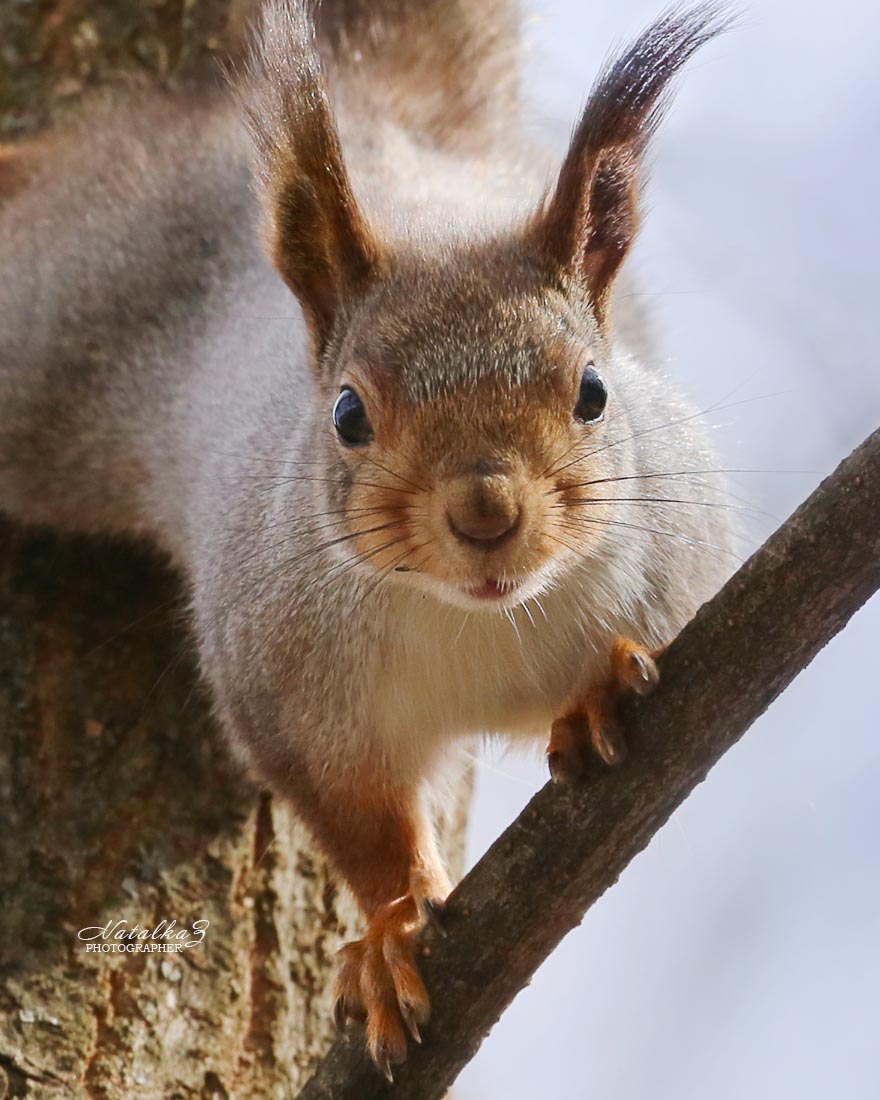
[530,4,732,323]
[241,0,384,354]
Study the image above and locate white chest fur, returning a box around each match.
[371,559,655,765]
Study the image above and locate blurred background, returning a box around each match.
[459,2,880,1097]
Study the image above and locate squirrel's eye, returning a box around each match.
[333,387,373,446]
[574,364,607,424]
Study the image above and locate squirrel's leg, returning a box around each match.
[547,637,667,783]
[318,785,450,1078]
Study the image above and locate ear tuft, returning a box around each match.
[238,0,383,351]
[531,3,735,320]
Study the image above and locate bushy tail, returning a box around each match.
[311,0,520,147]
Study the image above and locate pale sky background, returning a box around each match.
[458,2,880,1097]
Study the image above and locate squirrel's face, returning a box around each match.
[320,252,623,611]
[245,0,723,609]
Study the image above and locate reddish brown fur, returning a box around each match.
[344,371,609,594]
[194,0,732,1075]
[548,638,667,780]
[0,144,39,202]
[240,2,732,1072]
[0,0,733,1079]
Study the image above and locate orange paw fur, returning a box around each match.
[547,637,665,782]
[334,894,431,1080]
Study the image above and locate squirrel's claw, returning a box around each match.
[548,636,664,782]
[547,713,590,783]
[587,692,629,766]
[334,894,431,1076]
[333,941,368,1037]
[422,896,448,938]
[399,999,423,1044]
[617,641,661,695]
[376,1051,395,1085]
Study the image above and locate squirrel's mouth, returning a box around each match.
[466,577,519,601]
[396,562,561,612]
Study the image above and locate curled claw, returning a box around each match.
[627,649,660,694]
[547,713,589,784]
[335,893,433,1076]
[332,993,365,1037]
[400,1000,423,1044]
[423,896,448,937]
[548,637,666,780]
[589,712,627,766]
[367,1014,408,1080]
[547,749,568,783]
[377,1053,395,1085]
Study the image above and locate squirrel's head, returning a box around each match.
[244,2,730,610]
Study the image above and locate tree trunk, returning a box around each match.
[0,7,472,1097]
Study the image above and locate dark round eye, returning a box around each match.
[333,387,373,446]
[574,364,607,424]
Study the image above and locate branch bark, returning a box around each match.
[300,428,880,1099]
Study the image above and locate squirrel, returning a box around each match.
[0,0,735,1077]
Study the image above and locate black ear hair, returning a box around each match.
[530,3,734,321]
[241,0,384,353]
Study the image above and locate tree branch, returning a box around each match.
[299,425,880,1099]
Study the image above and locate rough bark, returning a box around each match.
[0,526,350,1099]
[0,0,257,136]
[0,526,470,1098]
[0,5,471,1098]
[299,428,880,1100]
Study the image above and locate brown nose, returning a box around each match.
[446,474,521,548]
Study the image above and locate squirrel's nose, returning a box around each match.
[446,474,522,548]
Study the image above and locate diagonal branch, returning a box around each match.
[299,426,880,1100]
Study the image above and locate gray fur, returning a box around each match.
[0,2,733,866]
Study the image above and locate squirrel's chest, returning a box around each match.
[372,592,608,744]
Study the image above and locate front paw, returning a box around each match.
[547,637,663,782]
[333,895,430,1080]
